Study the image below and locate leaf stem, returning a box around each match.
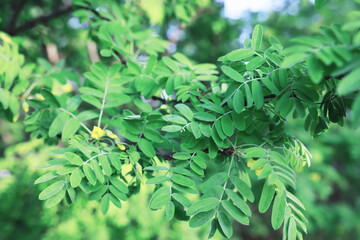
[98,76,110,127]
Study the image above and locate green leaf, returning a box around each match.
[226,49,254,61]
[288,217,297,240]
[40,89,60,108]
[246,57,266,71]
[189,210,215,228]
[233,90,244,113]
[337,67,360,96]
[62,118,80,141]
[65,152,83,166]
[49,112,69,137]
[34,172,58,184]
[165,201,175,221]
[98,155,112,176]
[194,112,216,122]
[230,176,255,202]
[163,57,180,72]
[225,189,251,216]
[173,152,191,160]
[162,125,182,132]
[90,159,105,183]
[315,0,328,10]
[306,56,323,84]
[352,95,360,128]
[146,176,169,184]
[261,76,279,95]
[187,197,219,216]
[163,115,187,125]
[271,190,287,230]
[175,104,194,121]
[251,24,263,50]
[138,138,156,158]
[199,122,212,137]
[39,180,65,200]
[150,186,171,209]
[108,153,122,171]
[252,81,264,109]
[221,200,249,225]
[245,84,253,108]
[191,121,202,139]
[218,211,233,238]
[70,168,82,188]
[281,53,308,68]
[221,65,244,82]
[171,174,195,187]
[172,193,192,208]
[83,164,97,185]
[44,188,65,208]
[259,181,276,213]
[110,176,129,193]
[221,114,234,137]
[100,194,110,214]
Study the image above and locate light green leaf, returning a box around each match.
[221,65,244,82]
[226,49,254,61]
[70,168,82,188]
[162,115,187,125]
[221,114,234,137]
[138,138,156,158]
[218,211,233,238]
[271,190,286,230]
[108,153,122,171]
[233,90,244,113]
[101,193,110,214]
[307,56,323,84]
[98,155,112,176]
[259,181,276,213]
[230,176,255,202]
[44,188,65,208]
[110,176,129,193]
[171,174,195,187]
[39,180,65,200]
[146,176,169,184]
[83,164,97,185]
[34,172,58,184]
[49,112,69,137]
[62,118,80,141]
[175,104,194,121]
[194,112,216,122]
[165,201,175,221]
[65,152,83,166]
[162,125,182,132]
[288,217,297,240]
[90,159,105,183]
[252,80,264,109]
[221,200,249,225]
[251,24,263,50]
[189,210,215,228]
[172,193,192,208]
[187,197,219,216]
[337,67,360,96]
[225,189,251,216]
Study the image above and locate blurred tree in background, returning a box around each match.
[0,0,359,239]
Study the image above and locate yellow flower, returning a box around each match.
[160,104,167,109]
[91,126,105,140]
[247,159,255,168]
[310,173,321,182]
[22,101,29,113]
[106,130,118,139]
[0,33,12,44]
[35,94,45,101]
[117,143,126,151]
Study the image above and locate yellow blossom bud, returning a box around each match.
[91,126,105,140]
[22,101,29,113]
[106,130,118,139]
[117,143,126,151]
[160,104,167,109]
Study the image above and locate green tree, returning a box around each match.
[1,0,360,239]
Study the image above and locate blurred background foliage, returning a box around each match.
[0,0,359,239]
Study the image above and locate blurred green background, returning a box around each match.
[1,0,359,239]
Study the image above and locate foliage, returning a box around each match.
[0,0,360,239]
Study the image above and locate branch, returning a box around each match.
[6,0,27,33]
[9,3,73,35]
[8,4,111,36]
